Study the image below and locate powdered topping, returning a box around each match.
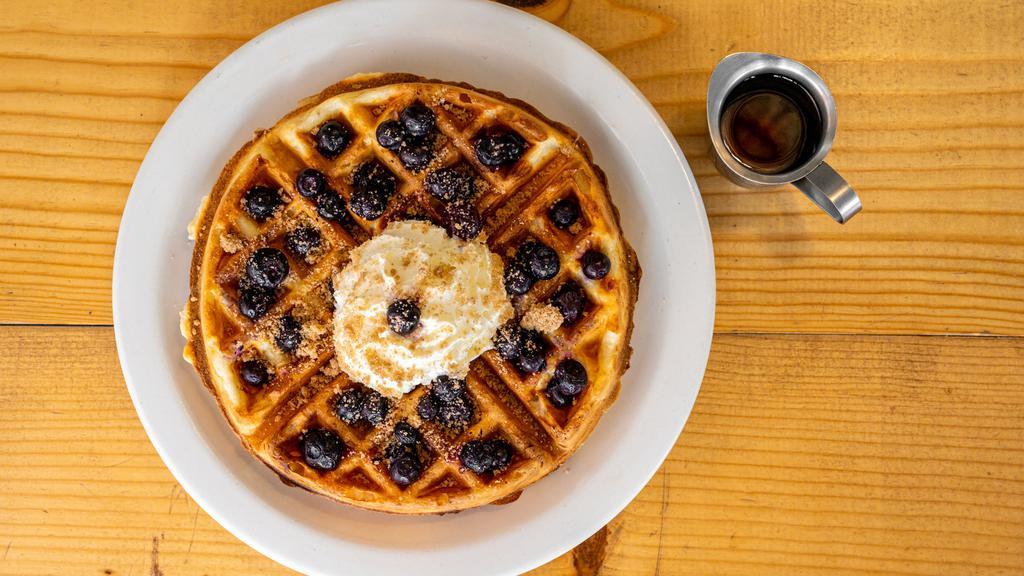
[332,220,513,396]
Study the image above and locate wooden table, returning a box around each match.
[2,1,1022,574]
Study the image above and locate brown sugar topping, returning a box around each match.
[320,357,342,378]
[521,303,563,333]
[219,232,244,254]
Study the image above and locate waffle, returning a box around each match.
[182,73,640,514]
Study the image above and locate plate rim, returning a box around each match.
[113,0,715,574]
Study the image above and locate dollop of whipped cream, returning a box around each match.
[332,220,513,397]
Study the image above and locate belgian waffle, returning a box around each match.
[182,73,640,513]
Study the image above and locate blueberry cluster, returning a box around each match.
[295,167,351,225]
[417,376,476,431]
[546,198,613,280]
[349,160,398,220]
[503,240,560,296]
[334,386,391,427]
[544,359,588,408]
[459,438,514,475]
[493,321,549,374]
[376,102,438,173]
[473,129,527,169]
[300,428,346,471]
[238,247,290,321]
[384,421,428,486]
[423,164,484,240]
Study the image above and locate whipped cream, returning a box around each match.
[332,220,513,397]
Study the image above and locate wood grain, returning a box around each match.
[1,327,1020,576]
[1,0,1022,333]
[2,1,1023,575]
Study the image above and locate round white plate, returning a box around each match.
[113,0,714,574]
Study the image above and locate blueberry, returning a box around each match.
[439,395,475,430]
[551,281,586,325]
[316,190,349,222]
[349,188,389,220]
[301,428,345,471]
[238,359,269,387]
[474,130,527,168]
[417,393,438,421]
[389,453,422,486]
[581,250,611,280]
[353,161,397,198]
[275,315,303,353]
[459,439,513,475]
[241,186,282,221]
[334,388,365,425]
[376,120,405,151]
[400,103,436,137]
[399,144,433,172]
[314,120,351,158]
[426,377,475,430]
[445,199,482,240]
[238,286,274,320]
[284,226,321,258]
[553,359,587,396]
[503,260,534,296]
[425,166,474,203]
[393,421,420,446]
[387,299,420,335]
[517,241,559,280]
[361,390,390,426]
[544,381,573,408]
[516,330,547,373]
[432,375,462,403]
[384,438,414,463]
[549,197,580,229]
[296,169,327,199]
[515,241,538,261]
[493,321,523,362]
[246,248,289,289]
[349,161,396,220]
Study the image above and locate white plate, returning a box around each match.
[113,0,714,574]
